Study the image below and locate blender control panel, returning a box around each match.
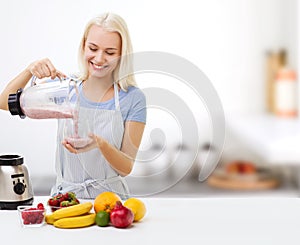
[11,173,26,195]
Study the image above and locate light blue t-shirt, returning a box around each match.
[77,82,147,124]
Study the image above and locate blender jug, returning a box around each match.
[8,76,79,119]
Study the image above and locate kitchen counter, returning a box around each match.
[2,196,300,244]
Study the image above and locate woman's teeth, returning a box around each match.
[93,63,107,69]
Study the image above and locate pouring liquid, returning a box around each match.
[24,107,91,148]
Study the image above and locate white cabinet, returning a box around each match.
[226,114,300,165]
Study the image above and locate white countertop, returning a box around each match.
[1,196,300,244]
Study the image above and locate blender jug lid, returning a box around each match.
[8,88,26,119]
[0,155,23,166]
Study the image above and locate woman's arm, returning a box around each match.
[97,121,145,176]
[0,58,65,110]
[63,121,145,176]
[0,69,32,110]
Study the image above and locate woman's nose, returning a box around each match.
[95,51,105,63]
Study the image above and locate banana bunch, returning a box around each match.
[45,202,96,228]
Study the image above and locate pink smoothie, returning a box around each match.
[25,107,90,148]
[23,108,73,119]
[65,136,93,148]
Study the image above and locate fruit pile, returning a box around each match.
[22,191,146,229]
[35,191,146,229]
[47,192,80,211]
[19,203,45,225]
[94,192,146,229]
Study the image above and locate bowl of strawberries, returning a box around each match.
[18,203,45,227]
[47,192,80,212]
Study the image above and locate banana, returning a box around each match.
[45,213,57,225]
[52,202,93,220]
[53,213,96,229]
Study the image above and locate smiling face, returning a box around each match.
[84,25,122,80]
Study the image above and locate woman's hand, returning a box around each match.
[28,58,66,80]
[62,134,99,154]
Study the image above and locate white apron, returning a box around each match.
[51,82,130,200]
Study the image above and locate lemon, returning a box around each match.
[95,210,110,227]
[124,198,146,222]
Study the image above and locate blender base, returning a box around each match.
[0,197,34,210]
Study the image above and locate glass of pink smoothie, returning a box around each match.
[63,118,93,149]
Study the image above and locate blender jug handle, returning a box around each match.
[30,75,63,86]
[30,76,37,86]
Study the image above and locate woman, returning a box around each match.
[0,13,146,199]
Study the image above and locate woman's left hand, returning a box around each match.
[62,134,99,154]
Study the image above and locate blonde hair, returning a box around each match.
[77,13,136,91]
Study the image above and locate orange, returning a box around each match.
[94,191,121,213]
[124,197,146,222]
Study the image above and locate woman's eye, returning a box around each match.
[89,47,97,52]
[106,52,115,55]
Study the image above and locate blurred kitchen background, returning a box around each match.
[0,0,300,197]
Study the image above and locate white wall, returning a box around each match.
[0,0,296,177]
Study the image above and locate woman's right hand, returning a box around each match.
[27,58,67,80]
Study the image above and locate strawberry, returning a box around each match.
[36,215,44,224]
[37,203,44,210]
[21,211,28,220]
[47,198,56,207]
[55,193,64,201]
[62,192,69,200]
[23,219,30,225]
[48,197,61,206]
